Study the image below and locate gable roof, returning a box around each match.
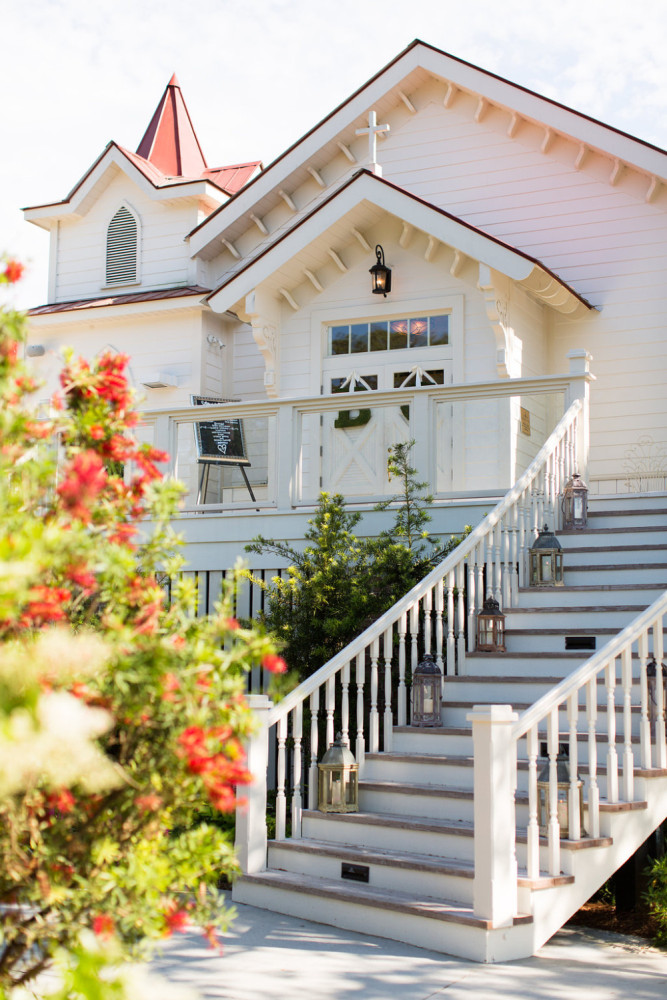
[189,38,667,257]
[206,168,592,317]
[28,285,211,316]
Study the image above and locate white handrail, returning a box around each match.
[513,589,667,740]
[268,398,583,727]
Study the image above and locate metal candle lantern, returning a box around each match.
[561,473,588,529]
[537,755,584,836]
[317,733,359,813]
[369,244,392,297]
[476,596,506,652]
[529,525,564,587]
[647,657,667,738]
[411,653,442,727]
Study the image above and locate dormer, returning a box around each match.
[23,76,262,305]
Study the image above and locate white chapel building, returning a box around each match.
[23,41,667,961]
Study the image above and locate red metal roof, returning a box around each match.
[203,163,262,195]
[136,75,208,177]
[28,285,211,316]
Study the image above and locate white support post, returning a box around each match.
[566,350,593,482]
[276,404,295,509]
[153,414,177,478]
[468,704,519,927]
[235,694,273,874]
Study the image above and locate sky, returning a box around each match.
[4,0,667,309]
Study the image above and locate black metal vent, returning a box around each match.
[565,636,596,651]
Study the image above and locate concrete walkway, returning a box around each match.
[148,894,667,1000]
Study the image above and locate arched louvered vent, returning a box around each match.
[106,206,138,285]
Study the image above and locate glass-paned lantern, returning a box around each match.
[318,733,359,813]
[476,596,506,652]
[529,524,564,587]
[561,473,588,529]
[411,653,442,727]
[369,244,392,297]
[647,657,667,737]
[537,755,585,836]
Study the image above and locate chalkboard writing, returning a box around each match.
[191,395,250,466]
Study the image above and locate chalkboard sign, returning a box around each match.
[191,395,250,467]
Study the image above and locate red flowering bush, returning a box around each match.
[0,268,281,992]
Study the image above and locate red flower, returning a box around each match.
[92,914,115,939]
[22,586,71,625]
[223,617,239,630]
[262,653,287,674]
[65,564,97,592]
[57,451,107,523]
[135,793,163,813]
[3,259,24,283]
[161,672,181,701]
[46,789,75,814]
[162,900,189,936]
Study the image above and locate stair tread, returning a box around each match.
[508,605,652,613]
[237,870,533,928]
[361,779,473,799]
[518,584,666,592]
[559,526,667,534]
[304,808,475,834]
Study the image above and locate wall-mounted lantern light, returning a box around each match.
[369,244,391,297]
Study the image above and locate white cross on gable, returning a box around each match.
[355,111,390,173]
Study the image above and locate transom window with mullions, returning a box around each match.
[328,313,449,356]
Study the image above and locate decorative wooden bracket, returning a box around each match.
[478,264,513,378]
[245,289,280,398]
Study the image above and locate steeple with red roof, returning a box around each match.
[136,73,208,178]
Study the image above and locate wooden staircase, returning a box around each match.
[233,494,667,960]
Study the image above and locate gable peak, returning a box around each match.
[136,75,207,178]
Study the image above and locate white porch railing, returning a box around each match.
[141,351,592,511]
[236,364,591,889]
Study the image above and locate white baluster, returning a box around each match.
[546,708,561,876]
[467,555,476,653]
[557,439,566,524]
[325,675,335,751]
[275,715,287,841]
[356,651,366,768]
[493,522,502,604]
[485,532,493,600]
[456,562,466,672]
[509,503,519,606]
[475,542,485,611]
[446,572,456,675]
[410,603,420,678]
[434,583,445,674]
[639,631,652,768]
[518,491,528,588]
[383,627,394,752]
[370,638,379,752]
[621,646,635,803]
[526,725,540,879]
[586,677,600,839]
[501,515,511,609]
[308,689,319,810]
[291,703,303,838]
[423,589,432,655]
[341,662,350,747]
[397,614,407,727]
[654,615,667,768]
[567,693,581,840]
[605,659,619,803]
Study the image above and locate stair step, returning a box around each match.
[234,869,532,932]
[269,837,474,877]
